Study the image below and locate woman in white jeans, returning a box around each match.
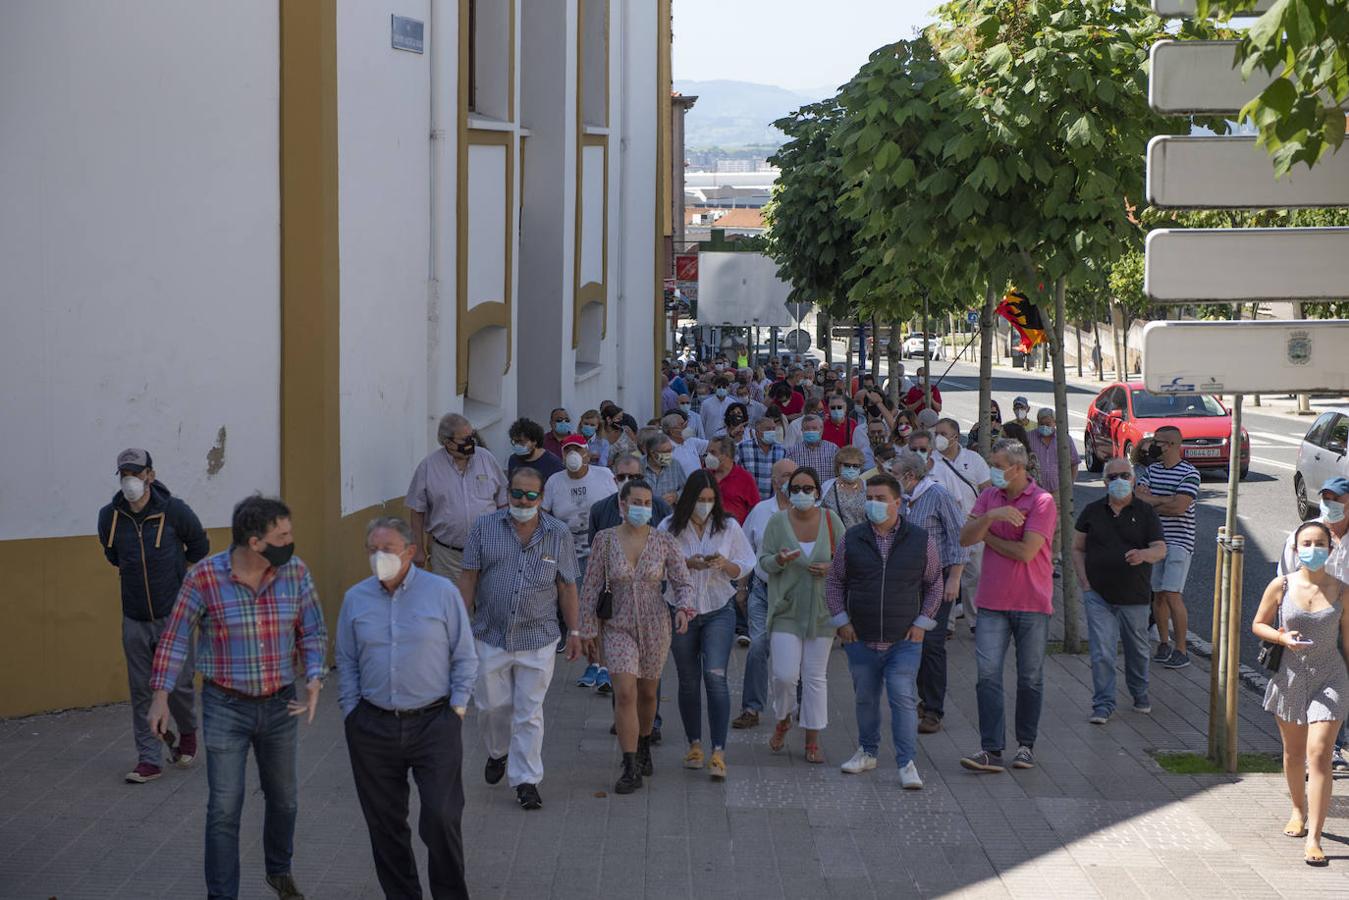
[758,466,844,763]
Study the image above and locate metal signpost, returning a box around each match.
[1148,0,1349,769]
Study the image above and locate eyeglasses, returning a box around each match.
[508,488,541,501]
[614,473,638,483]
[1104,472,1132,482]
[787,485,816,495]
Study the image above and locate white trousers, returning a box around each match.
[769,632,832,731]
[474,640,556,787]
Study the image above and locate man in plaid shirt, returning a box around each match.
[736,415,786,500]
[149,495,327,900]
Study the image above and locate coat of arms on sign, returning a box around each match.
[1287,330,1312,366]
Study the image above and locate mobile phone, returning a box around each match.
[1291,638,1314,647]
[783,548,802,559]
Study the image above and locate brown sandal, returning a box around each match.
[804,742,825,764]
[769,716,792,752]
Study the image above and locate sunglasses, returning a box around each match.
[788,485,817,495]
[509,488,542,501]
[1105,472,1132,482]
[614,473,638,483]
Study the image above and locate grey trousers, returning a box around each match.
[430,541,465,584]
[123,616,196,765]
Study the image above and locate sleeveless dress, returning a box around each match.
[1262,578,1349,726]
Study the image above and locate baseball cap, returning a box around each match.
[917,409,940,429]
[1319,476,1349,498]
[1013,396,1029,409]
[116,448,153,474]
[560,435,588,451]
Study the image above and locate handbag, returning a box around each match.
[1256,577,1286,674]
[596,544,614,620]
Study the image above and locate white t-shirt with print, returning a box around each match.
[542,466,617,560]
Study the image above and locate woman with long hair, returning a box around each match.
[1251,520,1349,866]
[580,478,695,794]
[660,470,756,780]
[758,467,843,763]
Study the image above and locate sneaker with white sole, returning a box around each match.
[735,633,751,648]
[898,760,924,790]
[1011,746,1036,769]
[959,750,1005,773]
[124,762,162,784]
[1133,699,1152,715]
[840,748,877,774]
[952,602,965,620]
[595,667,613,694]
[1088,710,1111,725]
[1161,651,1191,670]
[1151,642,1172,663]
[576,663,599,688]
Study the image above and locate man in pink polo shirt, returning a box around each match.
[956,438,1057,774]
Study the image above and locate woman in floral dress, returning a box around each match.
[580,478,695,794]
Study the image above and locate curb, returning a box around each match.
[1182,630,1269,695]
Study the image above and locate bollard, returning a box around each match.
[1225,536,1246,774]
[1208,526,1228,763]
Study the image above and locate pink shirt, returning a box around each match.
[971,481,1057,614]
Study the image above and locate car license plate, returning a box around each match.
[1185,447,1221,458]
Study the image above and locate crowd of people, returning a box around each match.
[94,350,1349,897]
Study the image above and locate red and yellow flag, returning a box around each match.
[996,290,1048,353]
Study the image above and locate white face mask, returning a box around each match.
[564,452,584,473]
[934,434,950,453]
[370,550,404,582]
[693,501,715,521]
[508,504,539,523]
[120,476,146,503]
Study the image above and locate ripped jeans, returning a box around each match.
[670,599,736,750]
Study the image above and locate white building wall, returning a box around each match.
[0,0,281,540]
[336,0,434,514]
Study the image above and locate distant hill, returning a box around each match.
[674,79,837,149]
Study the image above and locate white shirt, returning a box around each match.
[541,466,617,559]
[658,515,757,615]
[931,447,990,518]
[671,436,708,480]
[679,409,705,439]
[744,495,790,580]
[700,395,733,438]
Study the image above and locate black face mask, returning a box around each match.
[1145,444,1164,462]
[259,541,295,568]
[447,439,476,457]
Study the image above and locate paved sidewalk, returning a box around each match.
[3,630,1348,899]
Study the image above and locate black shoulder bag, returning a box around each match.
[1256,577,1286,674]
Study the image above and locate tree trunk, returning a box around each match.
[1294,302,1312,413]
[845,318,854,377]
[1051,276,1081,653]
[887,322,902,405]
[871,315,881,379]
[1111,302,1126,379]
[1249,303,1261,406]
[1075,317,1083,379]
[978,277,999,457]
[819,311,833,366]
[1092,316,1103,381]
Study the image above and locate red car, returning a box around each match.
[1084,381,1250,479]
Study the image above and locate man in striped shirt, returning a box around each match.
[786,414,838,476]
[1134,425,1202,670]
[891,449,968,735]
[149,495,328,900]
[736,415,787,500]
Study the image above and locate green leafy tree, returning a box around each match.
[1200,0,1349,174]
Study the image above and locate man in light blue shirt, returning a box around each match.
[337,516,478,900]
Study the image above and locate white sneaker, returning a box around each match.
[952,602,965,620]
[840,748,877,774]
[899,760,924,790]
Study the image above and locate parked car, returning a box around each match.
[903,332,945,360]
[1294,408,1349,519]
[1083,381,1249,479]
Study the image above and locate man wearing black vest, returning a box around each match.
[826,473,943,789]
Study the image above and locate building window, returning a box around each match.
[580,0,608,128]
[470,0,513,122]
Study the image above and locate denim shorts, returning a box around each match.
[1150,545,1193,594]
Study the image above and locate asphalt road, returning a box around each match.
[899,358,1312,669]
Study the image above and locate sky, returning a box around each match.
[672,0,936,92]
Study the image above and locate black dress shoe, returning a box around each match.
[516,783,543,810]
[485,755,508,785]
[265,872,305,900]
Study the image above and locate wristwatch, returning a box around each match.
[569,629,581,637]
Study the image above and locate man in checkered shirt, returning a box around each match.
[459,466,581,811]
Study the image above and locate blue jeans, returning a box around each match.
[740,575,770,714]
[1084,590,1151,715]
[843,639,923,768]
[670,599,736,749]
[202,682,299,900]
[974,609,1049,753]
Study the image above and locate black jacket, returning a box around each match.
[97,481,210,621]
[841,518,930,643]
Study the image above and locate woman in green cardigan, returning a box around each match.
[758,466,844,763]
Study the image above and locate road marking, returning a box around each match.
[1247,430,1304,448]
[1251,455,1296,472]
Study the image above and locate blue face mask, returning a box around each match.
[830,408,846,422]
[1107,477,1133,500]
[554,419,573,435]
[1038,425,1054,437]
[789,489,817,510]
[715,388,728,399]
[625,504,653,527]
[1299,545,1331,571]
[865,499,891,524]
[761,429,779,445]
[990,467,1008,489]
[803,431,822,444]
[840,466,862,482]
[580,424,597,438]
[511,443,531,457]
[1321,498,1346,524]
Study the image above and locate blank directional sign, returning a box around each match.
[1145,228,1349,302]
[1143,320,1349,394]
[1149,41,1277,114]
[1152,0,1275,16]
[1147,136,1349,208]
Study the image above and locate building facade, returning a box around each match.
[0,0,673,716]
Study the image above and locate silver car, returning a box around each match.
[1295,407,1349,519]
